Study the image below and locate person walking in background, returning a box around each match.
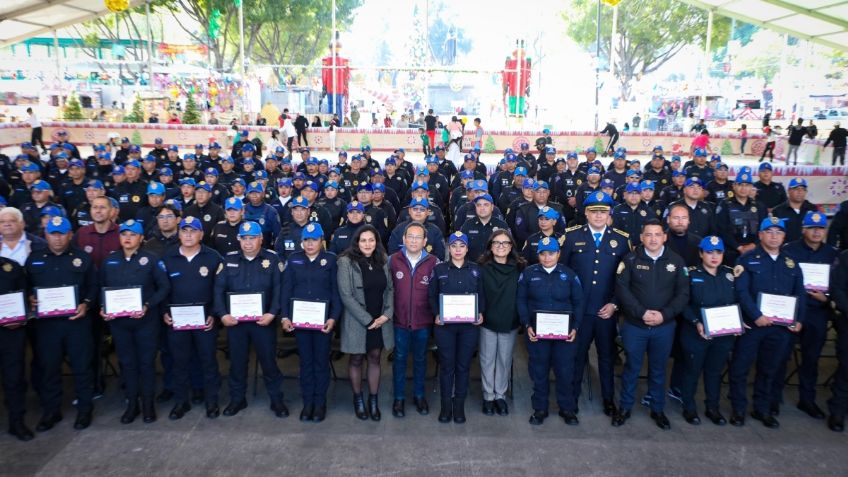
[599,121,619,157]
[294,113,309,148]
[738,124,748,156]
[425,109,438,149]
[473,118,484,150]
[760,126,777,163]
[785,118,807,165]
[26,108,46,153]
[824,122,846,166]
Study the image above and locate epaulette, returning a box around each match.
[687,266,698,272]
[566,224,582,233]
[613,228,630,238]
[558,235,566,246]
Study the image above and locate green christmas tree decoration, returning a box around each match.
[720,139,733,156]
[593,137,605,153]
[63,93,84,120]
[813,147,820,165]
[483,135,497,153]
[360,134,371,149]
[342,142,351,151]
[124,95,144,123]
[182,95,201,124]
[131,130,142,145]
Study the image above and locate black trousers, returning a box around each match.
[434,324,479,405]
[111,315,159,401]
[31,127,46,150]
[168,327,220,405]
[0,326,27,420]
[227,322,283,402]
[828,316,848,417]
[297,129,308,147]
[35,318,95,414]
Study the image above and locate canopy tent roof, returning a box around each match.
[0,0,144,48]
[680,0,848,51]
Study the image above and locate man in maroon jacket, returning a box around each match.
[388,222,439,418]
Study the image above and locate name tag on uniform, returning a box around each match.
[284,240,295,251]
[226,263,239,268]
[574,242,586,246]
[636,265,650,270]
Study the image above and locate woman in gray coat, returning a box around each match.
[337,224,394,421]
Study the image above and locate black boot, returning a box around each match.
[453,398,466,424]
[142,399,156,423]
[120,398,140,424]
[438,400,452,423]
[368,395,381,422]
[353,393,368,420]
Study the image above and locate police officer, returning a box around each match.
[330,201,366,254]
[388,199,446,259]
[613,219,689,430]
[715,169,766,265]
[705,162,732,204]
[275,196,312,261]
[514,181,565,249]
[460,193,508,262]
[0,255,33,440]
[184,181,224,238]
[280,223,342,422]
[728,217,805,428]
[210,197,245,256]
[160,216,223,420]
[562,191,629,416]
[754,163,787,211]
[771,178,818,243]
[244,181,281,246]
[428,232,486,424]
[111,160,148,222]
[100,219,170,424]
[214,221,287,418]
[142,200,182,258]
[612,183,653,246]
[679,236,738,426]
[517,237,583,425]
[522,206,564,265]
[779,211,837,420]
[26,217,98,431]
[829,248,848,431]
[316,181,347,236]
[667,177,715,238]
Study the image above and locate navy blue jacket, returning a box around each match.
[279,250,341,322]
[159,245,223,315]
[100,249,171,317]
[428,260,486,318]
[25,245,98,306]
[735,246,806,325]
[682,264,737,325]
[782,239,838,311]
[213,249,283,317]
[561,225,630,314]
[516,262,584,330]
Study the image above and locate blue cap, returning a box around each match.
[54,152,69,161]
[536,236,560,254]
[425,156,439,165]
[409,197,429,209]
[474,193,494,204]
[196,181,213,192]
[504,148,514,155]
[415,166,429,176]
[301,222,324,240]
[338,150,348,157]
[329,167,341,176]
[671,155,681,161]
[221,156,235,164]
[182,154,196,161]
[472,179,488,192]
[699,235,725,252]
[232,178,247,188]
[672,170,683,178]
[639,180,655,190]
[347,201,365,212]
[209,142,221,150]
[411,181,429,191]
[277,178,293,187]
[514,166,528,177]
[566,152,578,159]
[788,177,808,189]
[241,129,250,137]
[520,143,530,150]
[108,197,119,209]
[600,179,615,189]
[20,162,39,172]
[31,180,52,191]
[254,170,268,180]
[147,182,165,195]
[158,167,173,176]
[370,168,385,177]
[154,137,164,144]
[716,162,729,170]
[204,167,219,176]
[45,216,72,234]
[242,158,255,166]
[357,183,373,193]
[448,231,469,246]
[179,216,203,230]
[460,170,475,180]
[537,206,560,220]
[168,145,179,152]
[735,172,753,184]
[758,162,773,172]
[545,146,556,154]
[534,181,549,190]
[193,143,204,149]
[305,157,318,165]
[293,172,306,181]
[625,183,642,194]
[163,199,182,211]
[324,181,339,190]
[129,145,141,153]
[361,145,372,152]
[459,154,473,163]
[125,160,141,169]
[69,159,85,168]
[506,153,518,162]
[543,128,551,135]
[39,205,63,217]
[92,144,105,152]
[760,216,785,231]
[291,196,310,208]
[385,157,397,166]
[372,183,386,193]
[586,147,597,154]
[246,181,264,194]
[613,150,626,159]
[238,221,262,237]
[803,211,827,228]
[224,197,244,210]
[119,219,144,235]
[179,178,197,187]
[318,159,329,167]
[693,148,708,157]
[587,167,601,175]
[304,181,320,192]
[653,145,664,152]
[351,154,362,162]
[143,154,157,163]
[684,177,703,188]
[242,143,255,153]
[710,154,721,162]
[626,170,641,178]
[20,142,33,149]
[434,145,444,152]
[86,179,104,190]
[522,178,536,189]
[583,191,615,209]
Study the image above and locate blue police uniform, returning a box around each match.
[829,250,848,429]
[517,239,584,421]
[0,257,31,438]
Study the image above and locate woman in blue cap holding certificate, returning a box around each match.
[428,231,485,424]
[680,235,738,426]
[517,236,584,426]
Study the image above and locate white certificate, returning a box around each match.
[757,293,797,326]
[36,286,78,318]
[701,305,744,338]
[291,299,327,329]
[170,305,207,330]
[229,293,264,321]
[440,294,478,324]
[799,263,830,292]
[103,287,143,318]
[0,291,27,325]
[535,312,571,340]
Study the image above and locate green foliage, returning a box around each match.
[483,136,497,154]
[342,142,351,151]
[182,95,201,124]
[124,95,145,123]
[720,139,733,156]
[131,130,143,145]
[593,137,605,153]
[208,9,222,40]
[63,94,84,121]
[360,134,371,149]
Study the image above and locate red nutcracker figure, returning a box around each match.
[502,40,531,118]
[321,38,350,116]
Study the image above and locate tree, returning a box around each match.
[563,0,729,100]
[402,4,431,105]
[183,94,201,124]
[124,95,145,123]
[64,94,84,120]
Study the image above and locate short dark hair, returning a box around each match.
[641,218,664,233]
[403,221,427,240]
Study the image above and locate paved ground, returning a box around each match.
[0,334,844,477]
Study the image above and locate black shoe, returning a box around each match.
[730,411,745,427]
[828,415,845,432]
[482,400,495,416]
[751,410,780,428]
[142,400,156,423]
[494,399,509,416]
[155,390,174,403]
[414,396,429,415]
[222,400,246,417]
[705,409,726,426]
[529,410,548,425]
[8,420,34,442]
[35,412,62,432]
[191,389,205,405]
[353,393,368,420]
[438,402,452,423]
[559,410,579,425]
[392,399,405,418]
[120,400,140,424]
[271,400,289,418]
[797,401,826,420]
[651,411,671,430]
[168,402,191,420]
[683,410,701,425]
[206,403,220,419]
[611,409,631,427]
[368,395,381,422]
[312,405,326,423]
[73,411,93,430]
[453,399,466,424]
[603,399,617,417]
[769,403,780,416]
[300,405,314,422]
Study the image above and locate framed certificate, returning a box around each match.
[228,292,264,322]
[701,305,744,338]
[170,305,207,331]
[534,311,572,340]
[35,285,78,318]
[439,294,478,324]
[757,293,798,326]
[0,291,27,325]
[799,263,830,292]
[102,287,144,318]
[291,299,327,330]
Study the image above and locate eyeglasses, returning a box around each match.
[492,240,512,248]
[157,214,177,220]
[405,235,424,241]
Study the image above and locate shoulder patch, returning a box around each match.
[558,235,565,246]
[733,265,744,278]
[613,228,629,238]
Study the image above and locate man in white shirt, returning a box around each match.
[26,108,46,153]
[0,207,46,266]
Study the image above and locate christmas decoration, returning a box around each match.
[401,4,430,106]
[360,134,371,149]
[321,38,350,115]
[182,94,201,124]
[63,93,84,120]
[502,39,532,118]
[484,136,497,153]
[720,139,733,156]
[124,95,144,123]
[131,131,142,145]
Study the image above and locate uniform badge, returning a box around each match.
[132,195,140,203]
[204,214,212,222]
[278,262,284,272]
[2,263,11,272]
[396,271,404,279]
[769,216,780,225]
[701,208,708,214]
[353,180,359,186]
[541,237,550,245]
[609,239,618,248]
[199,266,209,277]
[426,245,433,252]
[259,218,265,225]
[72,258,82,267]
[785,258,795,269]
[617,262,625,274]
[243,223,251,232]
[639,210,646,217]
[595,192,604,201]
[320,258,327,267]
[261,259,270,269]
[365,215,372,223]
[84,245,94,254]
[725,273,734,282]
[666,263,676,273]
[733,265,744,277]
[576,179,582,185]
[710,236,720,245]
[812,213,822,222]
[750,206,757,213]
[306,224,315,232]
[559,273,567,281]
[139,256,149,266]
[727,191,734,198]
